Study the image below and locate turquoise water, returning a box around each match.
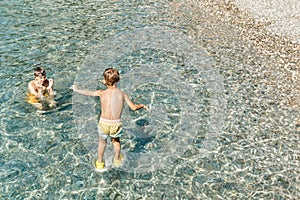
[1,0,299,199]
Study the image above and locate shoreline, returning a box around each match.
[167,0,299,121]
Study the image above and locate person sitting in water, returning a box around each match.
[27,67,57,109]
[71,68,148,172]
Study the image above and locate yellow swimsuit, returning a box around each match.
[98,118,123,139]
[26,91,49,104]
[26,93,40,104]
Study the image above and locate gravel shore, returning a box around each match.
[234,0,299,43]
[168,0,299,101]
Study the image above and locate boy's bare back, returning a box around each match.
[98,87,125,120]
[72,68,147,120]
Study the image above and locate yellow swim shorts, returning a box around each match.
[26,93,41,104]
[98,118,123,139]
[26,93,52,104]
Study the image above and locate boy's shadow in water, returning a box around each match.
[128,118,155,153]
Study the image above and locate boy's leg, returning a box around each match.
[112,137,121,161]
[98,137,107,163]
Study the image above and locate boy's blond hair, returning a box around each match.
[103,68,120,86]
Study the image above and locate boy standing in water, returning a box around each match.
[27,67,57,109]
[71,68,147,171]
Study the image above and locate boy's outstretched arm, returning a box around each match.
[71,85,101,96]
[124,93,148,110]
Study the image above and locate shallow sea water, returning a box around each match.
[1,0,299,199]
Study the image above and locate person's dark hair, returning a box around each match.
[103,68,120,86]
[34,67,46,77]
